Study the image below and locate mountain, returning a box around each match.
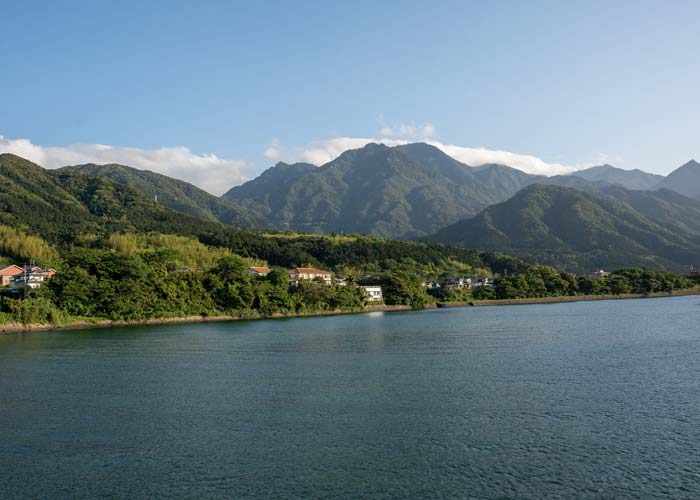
[223,142,542,238]
[59,163,267,228]
[223,161,316,217]
[0,153,236,242]
[599,185,700,236]
[539,174,605,192]
[656,160,700,199]
[0,153,543,285]
[224,161,316,200]
[428,184,700,273]
[572,164,664,190]
[0,153,96,240]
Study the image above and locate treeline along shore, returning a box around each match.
[1,228,698,333]
[2,288,699,335]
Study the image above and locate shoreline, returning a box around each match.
[0,304,420,334]
[2,289,699,334]
[436,288,700,308]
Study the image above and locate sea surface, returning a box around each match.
[2,296,700,499]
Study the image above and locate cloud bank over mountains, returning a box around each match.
[2,132,587,195]
[0,135,252,195]
[265,137,578,176]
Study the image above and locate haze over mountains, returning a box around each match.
[2,142,699,273]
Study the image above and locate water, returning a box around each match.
[1,296,700,499]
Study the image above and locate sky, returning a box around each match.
[1,0,699,194]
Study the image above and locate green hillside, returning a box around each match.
[223,161,316,211]
[0,153,535,277]
[222,142,540,238]
[428,184,700,273]
[600,186,700,235]
[60,163,267,228]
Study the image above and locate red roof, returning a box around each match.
[0,265,24,276]
[249,266,271,274]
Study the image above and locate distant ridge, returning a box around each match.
[572,164,664,190]
[428,184,700,273]
[656,160,700,199]
[222,142,542,238]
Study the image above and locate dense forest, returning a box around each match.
[1,228,696,326]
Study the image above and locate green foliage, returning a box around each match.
[430,184,700,274]
[381,271,433,308]
[2,297,65,326]
[0,153,698,325]
[0,225,58,262]
[103,233,231,270]
[489,267,696,300]
[60,162,267,228]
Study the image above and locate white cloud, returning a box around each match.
[264,136,585,176]
[378,122,436,138]
[0,135,252,195]
[265,137,409,166]
[424,142,577,176]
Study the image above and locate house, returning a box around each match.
[470,277,494,289]
[445,277,467,290]
[589,269,610,279]
[334,277,348,286]
[0,264,24,286]
[10,266,57,289]
[248,266,271,277]
[289,267,332,285]
[360,285,383,303]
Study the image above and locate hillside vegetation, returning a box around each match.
[224,143,540,238]
[60,163,267,227]
[429,184,700,273]
[1,153,697,326]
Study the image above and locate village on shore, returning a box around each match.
[1,259,636,305]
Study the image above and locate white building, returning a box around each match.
[289,267,332,285]
[360,285,383,303]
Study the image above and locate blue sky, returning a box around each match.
[1,0,699,193]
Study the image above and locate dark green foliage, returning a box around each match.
[489,267,695,300]
[43,250,217,320]
[381,271,432,308]
[1,296,65,325]
[60,163,267,227]
[600,186,700,235]
[429,184,700,273]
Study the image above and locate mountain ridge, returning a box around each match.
[428,183,700,273]
[59,163,267,228]
[656,160,700,199]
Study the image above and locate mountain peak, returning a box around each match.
[654,160,700,200]
[572,163,663,190]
